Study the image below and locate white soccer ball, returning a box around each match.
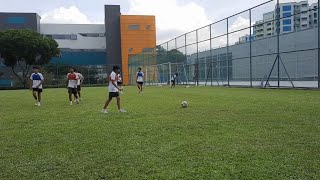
[181,101,188,108]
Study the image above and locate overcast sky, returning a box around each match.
[0,0,317,44]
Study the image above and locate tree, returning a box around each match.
[156,46,186,64]
[44,64,99,85]
[0,29,59,88]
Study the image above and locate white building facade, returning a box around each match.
[240,1,318,43]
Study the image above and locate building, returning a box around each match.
[0,5,156,85]
[239,1,318,43]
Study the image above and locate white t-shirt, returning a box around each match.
[171,75,177,81]
[136,71,144,82]
[109,71,119,92]
[76,73,84,86]
[30,73,44,89]
[67,73,79,88]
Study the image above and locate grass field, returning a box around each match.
[0,86,320,179]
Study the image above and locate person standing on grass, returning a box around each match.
[75,70,84,101]
[136,68,144,93]
[171,73,178,88]
[29,66,44,107]
[67,67,79,105]
[101,66,126,113]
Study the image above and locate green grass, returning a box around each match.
[0,86,320,179]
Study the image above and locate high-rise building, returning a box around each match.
[239,1,318,43]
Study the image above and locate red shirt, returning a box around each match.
[68,73,77,80]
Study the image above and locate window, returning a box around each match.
[6,17,26,24]
[267,28,272,31]
[283,12,291,18]
[282,5,292,12]
[301,4,308,8]
[128,24,140,30]
[283,26,292,32]
[143,48,153,52]
[79,33,105,37]
[315,20,318,24]
[267,22,272,26]
[302,17,308,21]
[283,19,292,25]
[267,33,272,36]
[315,13,318,18]
[301,24,308,28]
[45,34,77,40]
[146,25,151,30]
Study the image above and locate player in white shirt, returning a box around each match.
[67,67,79,105]
[29,66,44,106]
[101,66,125,113]
[136,68,144,93]
[171,73,178,88]
[75,70,84,101]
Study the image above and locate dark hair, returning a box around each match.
[113,66,120,71]
[138,68,142,71]
[33,66,39,69]
[70,67,74,70]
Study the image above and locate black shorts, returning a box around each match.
[109,92,119,98]
[33,88,43,93]
[117,82,123,86]
[77,85,81,91]
[68,87,77,94]
[137,82,143,85]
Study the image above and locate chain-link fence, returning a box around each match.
[0,63,114,88]
[129,0,320,88]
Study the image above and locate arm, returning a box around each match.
[80,75,84,84]
[112,80,122,91]
[36,74,44,88]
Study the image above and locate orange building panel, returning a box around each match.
[120,15,156,84]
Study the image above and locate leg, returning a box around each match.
[32,91,38,101]
[68,93,73,101]
[38,92,42,103]
[116,96,121,111]
[78,91,81,98]
[140,84,143,92]
[103,97,112,109]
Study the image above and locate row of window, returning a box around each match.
[6,17,26,24]
[128,24,152,30]
[44,33,105,40]
[45,34,77,40]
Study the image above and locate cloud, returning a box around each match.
[41,6,91,24]
[128,0,211,44]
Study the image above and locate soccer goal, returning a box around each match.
[145,62,181,86]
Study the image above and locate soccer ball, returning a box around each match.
[181,101,188,108]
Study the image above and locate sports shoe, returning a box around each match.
[35,102,38,106]
[70,101,73,106]
[119,109,127,113]
[76,99,79,104]
[101,109,108,114]
[37,102,41,107]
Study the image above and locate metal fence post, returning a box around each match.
[185,34,188,84]
[318,0,320,88]
[210,24,213,86]
[196,30,199,86]
[249,9,253,87]
[277,0,280,88]
[227,18,230,86]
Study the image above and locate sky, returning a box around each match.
[0,0,318,44]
